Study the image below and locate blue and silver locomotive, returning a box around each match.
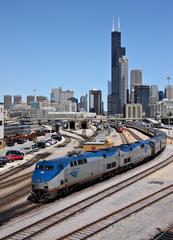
[30,126,167,202]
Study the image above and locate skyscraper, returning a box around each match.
[14,95,22,104]
[130,69,142,103]
[27,95,35,105]
[165,85,173,100]
[108,17,126,115]
[79,94,88,112]
[119,56,128,112]
[4,95,12,110]
[150,85,159,118]
[36,96,47,102]
[89,89,102,115]
[134,85,150,117]
[50,87,74,104]
[150,85,159,104]
[51,88,62,103]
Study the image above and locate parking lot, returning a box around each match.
[0,132,63,171]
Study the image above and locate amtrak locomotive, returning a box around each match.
[29,125,167,202]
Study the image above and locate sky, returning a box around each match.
[0,0,173,109]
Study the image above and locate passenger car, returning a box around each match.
[20,147,32,154]
[51,133,62,141]
[31,145,39,152]
[6,150,24,161]
[0,156,8,167]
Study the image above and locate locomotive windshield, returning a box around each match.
[35,164,54,171]
[36,164,44,170]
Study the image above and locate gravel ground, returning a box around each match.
[90,194,173,240]
[128,127,150,140]
[35,176,173,240]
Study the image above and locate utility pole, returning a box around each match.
[167,76,171,134]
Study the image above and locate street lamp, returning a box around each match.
[166,76,171,134]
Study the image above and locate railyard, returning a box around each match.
[0,122,172,240]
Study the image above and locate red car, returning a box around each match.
[6,150,24,161]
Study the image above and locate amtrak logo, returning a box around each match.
[70,169,79,178]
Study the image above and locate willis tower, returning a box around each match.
[108,17,126,115]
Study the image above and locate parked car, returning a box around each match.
[31,144,39,152]
[37,141,46,149]
[50,138,57,144]
[0,156,8,167]
[6,150,24,161]
[45,140,52,147]
[20,147,32,155]
[51,133,62,141]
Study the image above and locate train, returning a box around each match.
[115,125,124,133]
[29,124,167,202]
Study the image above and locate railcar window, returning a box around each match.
[45,166,54,171]
[78,159,83,165]
[124,158,131,164]
[70,162,73,167]
[84,159,87,164]
[74,161,77,166]
[103,154,106,158]
[107,163,112,169]
[36,165,44,170]
[112,162,116,168]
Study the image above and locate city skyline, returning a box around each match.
[0,0,173,108]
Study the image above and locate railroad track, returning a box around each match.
[152,225,173,240]
[2,154,173,240]
[0,201,39,226]
[126,128,142,141]
[0,182,31,211]
[0,172,32,190]
[58,185,173,240]
[120,132,129,144]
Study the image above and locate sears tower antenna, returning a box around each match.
[118,16,120,32]
[112,16,115,32]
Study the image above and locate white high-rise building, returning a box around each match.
[50,87,75,112]
[61,90,74,103]
[51,88,62,103]
[150,85,159,104]
[51,87,74,104]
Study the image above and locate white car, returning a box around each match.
[20,147,33,155]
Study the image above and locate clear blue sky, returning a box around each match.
[0,0,173,109]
